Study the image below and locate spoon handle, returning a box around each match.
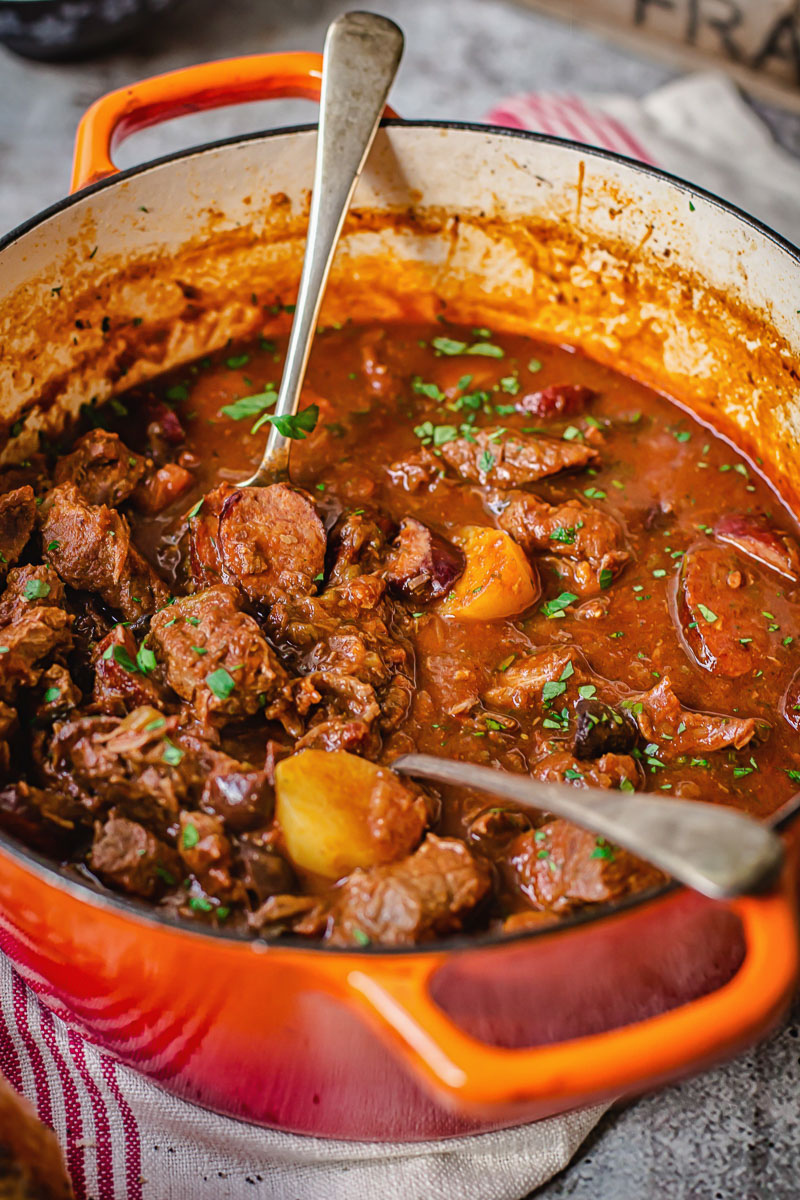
[392,753,784,900]
[244,12,403,488]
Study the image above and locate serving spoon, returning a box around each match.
[239,11,404,488]
[392,753,786,900]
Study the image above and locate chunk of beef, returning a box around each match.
[326,511,389,587]
[532,751,641,791]
[149,585,287,721]
[0,564,65,623]
[516,384,596,418]
[178,811,243,901]
[201,767,274,832]
[0,486,36,577]
[326,834,492,947]
[91,625,167,716]
[35,664,81,721]
[495,490,629,590]
[0,780,83,854]
[249,893,321,934]
[572,697,639,759]
[189,482,326,603]
[42,483,169,619]
[439,428,598,486]
[90,814,180,898]
[508,821,664,914]
[266,578,414,733]
[53,429,146,507]
[0,702,17,780]
[294,718,378,756]
[271,668,382,754]
[714,512,800,582]
[236,839,296,905]
[0,567,73,703]
[385,518,465,605]
[133,463,194,514]
[386,447,443,493]
[483,645,588,710]
[629,676,763,760]
[45,707,193,829]
[677,543,768,677]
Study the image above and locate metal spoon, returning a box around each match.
[392,753,784,899]
[239,11,404,489]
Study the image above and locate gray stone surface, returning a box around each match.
[1,1,798,1197]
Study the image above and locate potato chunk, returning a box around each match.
[437,525,540,621]
[275,749,429,879]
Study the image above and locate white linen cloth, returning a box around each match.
[2,71,797,1200]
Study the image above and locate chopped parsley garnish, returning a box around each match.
[499,376,520,395]
[162,739,184,766]
[144,717,166,732]
[46,540,60,553]
[467,342,504,357]
[43,687,60,703]
[542,660,574,701]
[583,486,606,500]
[599,567,613,590]
[265,404,319,440]
[352,928,371,946]
[478,449,496,474]
[562,425,583,442]
[226,354,250,369]
[497,653,516,672]
[188,896,213,913]
[136,644,157,674]
[206,667,236,700]
[412,377,445,402]
[182,823,200,849]
[528,358,542,373]
[101,643,138,673]
[578,684,597,700]
[696,603,718,623]
[591,838,615,861]
[431,337,468,355]
[187,498,204,519]
[549,526,577,545]
[23,579,50,602]
[191,645,207,655]
[564,769,584,781]
[165,383,188,403]
[541,591,578,619]
[221,390,278,421]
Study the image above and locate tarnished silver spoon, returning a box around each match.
[392,753,785,900]
[239,11,404,488]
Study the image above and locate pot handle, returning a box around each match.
[70,52,398,193]
[346,889,797,1113]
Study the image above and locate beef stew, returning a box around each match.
[2,320,799,946]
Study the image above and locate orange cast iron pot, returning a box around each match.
[0,52,796,1140]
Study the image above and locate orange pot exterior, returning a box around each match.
[0,49,777,1137]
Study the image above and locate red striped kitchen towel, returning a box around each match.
[2,70,800,1200]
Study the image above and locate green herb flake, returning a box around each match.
[43,687,60,703]
[599,568,613,590]
[412,377,446,402]
[220,390,278,421]
[497,653,516,672]
[226,354,250,369]
[188,896,213,913]
[165,383,189,403]
[549,526,577,545]
[697,603,718,623]
[478,449,496,474]
[578,684,597,700]
[584,486,606,500]
[541,591,578,619]
[431,337,468,356]
[144,717,166,732]
[101,643,138,673]
[562,425,583,442]
[265,404,319,441]
[467,342,504,358]
[206,667,236,700]
[528,358,542,373]
[352,928,371,946]
[182,822,200,849]
[23,579,51,602]
[162,739,184,766]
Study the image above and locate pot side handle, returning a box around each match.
[346,889,798,1114]
[70,52,398,192]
